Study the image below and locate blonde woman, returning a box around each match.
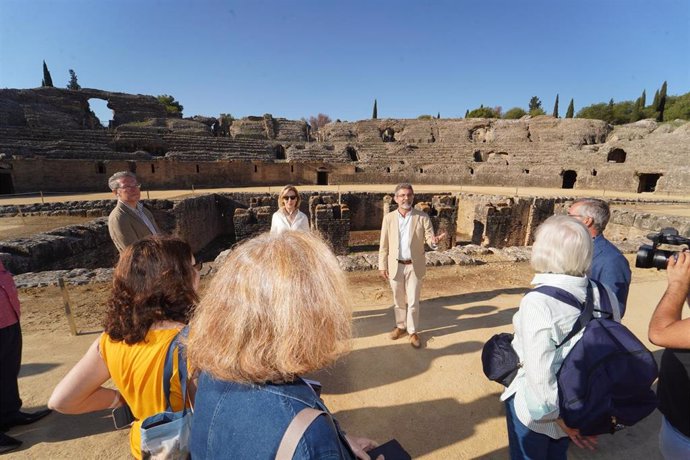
[188,231,379,459]
[270,185,309,234]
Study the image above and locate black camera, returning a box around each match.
[635,227,690,270]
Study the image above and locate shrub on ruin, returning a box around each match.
[467,106,499,118]
[308,113,332,131]
[66,69,81,90]
[503,107,526,119]
[663,93,690,121]
[417,114,433,120]
[157,94,184,117]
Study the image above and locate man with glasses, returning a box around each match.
[107,171,160,252]
[379,183,445,348]
[568,198,631,315]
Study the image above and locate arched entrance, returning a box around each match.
[637,173,661,193]
[561,170,577,189]
[317,169,329,185]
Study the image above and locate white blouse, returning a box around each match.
[270,210,310,234]
[500,273,621,439]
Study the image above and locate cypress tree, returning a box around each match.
[437,112,440,119]
[652,90,660,110]
[552,94,559,118]
[640,89,646,108]
[42,60,54,87]
[464,109,469,118]
[631,98,642,122]
[372,99,377,119]
[565,99,574,118]
[658,87,667,122]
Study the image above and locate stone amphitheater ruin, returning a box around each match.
[1,86,689,284]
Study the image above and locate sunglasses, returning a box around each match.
[193,261,203,272]
[283,195,298,201]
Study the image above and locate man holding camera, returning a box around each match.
[568,198,631,315]
[649,250,690,457]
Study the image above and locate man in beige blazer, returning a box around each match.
[379,183,445,348]
[107,171,160,253]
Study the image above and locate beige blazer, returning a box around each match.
[378,208,436,279]
[108,201,160,252]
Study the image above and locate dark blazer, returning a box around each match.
[108,201,160,252]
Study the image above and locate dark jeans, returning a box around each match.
[505,395,569,460]
[0,322,22,427]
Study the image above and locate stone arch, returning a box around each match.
[87,98,114,128]
[346,146,359,161]
[127,161,137,173]
[469,167,474,175]
[275,144,286,160]
[381,128,396,142]
[0,167,14,194]
[637,173,662,193]
[561,170,577,189]
[607,148,627,163]
[591,169,597,176]
[96,161,106,174]
[522,169,530,174]
[473,150,484,162]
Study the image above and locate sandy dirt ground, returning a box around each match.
[2,185,687,459]
[4,256,673,460]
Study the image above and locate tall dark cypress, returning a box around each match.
[42,60,54,87]
[565,99,574,118]
[372,99,378,119]
[552,94,559,118]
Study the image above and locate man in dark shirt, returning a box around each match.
[568,198,631,316]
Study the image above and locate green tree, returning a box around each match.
[503,107,527,119]
[565,98,575,118]
[467,106,499,118]
[576,103,609,120]
[464,109,469,118]
[372,99,377,119]
[42,60,53,87]
[663,92,690,120]
[631,99,642,122]
[652,89,660,110]
[437,112,440,119]
[552,94,559,118]
[66,69,81,90]
[640,89,646,108]
[528,96,542,112]
[657,81,668,121]
[157,94,184,116]
[417,114,433,120]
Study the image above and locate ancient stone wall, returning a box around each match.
[309,196,350,255]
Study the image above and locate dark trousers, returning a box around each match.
[505,395,569,460]
[0,322,22,425]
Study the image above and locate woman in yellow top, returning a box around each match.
[49,236,199,459]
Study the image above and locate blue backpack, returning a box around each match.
[545,280,658,436]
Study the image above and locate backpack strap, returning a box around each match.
[531,283,596,349]
[162,325,189,412]
[276,408,328,460]
[556,282,595,349]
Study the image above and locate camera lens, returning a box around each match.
[635,245,654,269]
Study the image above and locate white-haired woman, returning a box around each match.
[187,231,379,459]
[270,184,309,234]
[501,215,621,459]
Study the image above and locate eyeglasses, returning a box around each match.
[193,261,203,272]
[283,195,298,201]
[119,183,141,190]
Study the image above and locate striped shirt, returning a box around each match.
[500,273,621,439]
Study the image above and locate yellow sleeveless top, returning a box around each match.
[99,328,184,459]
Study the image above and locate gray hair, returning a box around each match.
[571,198,610,234]
[108,171,137,191]
[531,215,593,276]
[394,183,414,195]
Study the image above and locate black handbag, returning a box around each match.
[481,332,520,386]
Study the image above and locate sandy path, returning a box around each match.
[4,256,672,459]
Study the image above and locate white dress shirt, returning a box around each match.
[500,273,621,439]
[397,210,412,260]
[270,210,309,235]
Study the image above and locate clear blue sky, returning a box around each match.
[1,0,688,123]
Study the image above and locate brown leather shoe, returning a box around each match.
[410,333,421,348]
[389,327,407,340]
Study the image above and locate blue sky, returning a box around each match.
[1,0,688,123]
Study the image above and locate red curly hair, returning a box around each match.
[103,236,198,344]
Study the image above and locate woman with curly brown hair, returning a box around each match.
[49,236,199,459]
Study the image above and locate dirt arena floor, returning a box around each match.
[2,185,689,459]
